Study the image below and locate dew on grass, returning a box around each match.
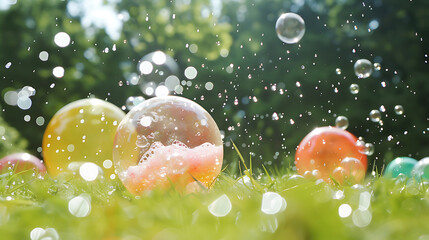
[79,162,101,181]
[208,194,232,217]
[335,68,342,75]
[369,109,381,122]
[54,32,71,48]
[68,194,91,218]
[394,105,404,115]
[125,96,145,110]
[261,192,286,215]
[238,175,252,187]
[354,59,373,79]
[338,204,352,218]
[335,116,349,130]
[358,191,371,211]
[30,227,59,240]
[352,209,372,227]
[275,13,305,44]
[349,83,359,94]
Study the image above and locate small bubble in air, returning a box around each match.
[373,62,381,71]
[335,116,349,130]
[275,12,305,44]
[369,109,381,122]
[354,59,373,79]
[394,105,404,115]
[125,96,145,110]
[335,68,342,75]
[54,32,71,48]
[349,83,359,94]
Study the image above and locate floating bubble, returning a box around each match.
[275,12,305,44]
[125,96,145,110]
[184,66,198,80]
[384,157,417,178]
[363,143,374,156]
[0,153,46,175]
[373,62,381,71]
[295,127,367,183]
[205,82,214,91]
[54,32,71,48]
[354,59,373,79]
[112,96,223,195]
[137,51,179,96]
[411,157,429,181]
[68,194,91,218]
[369,109,381,122]
[52,66,65,78]
[155,85,169,97]
[261,192,286,215]
[335,116,349,130]
[43,98,125,178]
[39,51,49,61]
[335,68,342,75]
[349,83,359,95]
[394,105,404,115]
[208,194,231,217]
[5,62,12,69]
[17,96,32,110]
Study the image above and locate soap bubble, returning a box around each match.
[137,51,179,96]
[369,109,381,122]
[335,68,342,75]
[411,157,429,181]
[373,62,381,71]
[275,12,305,44]
[354,59,373,79]
[363,143,375,156]
[333,157,366,184]
[385,157,418,178]
[349,83,360,94]
[43,98,125,178]
[113,96,223,195]
[335,116,349,130]
[394,105,404,115]
[125,96,145,110]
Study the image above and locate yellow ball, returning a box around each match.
[42,98,125,178]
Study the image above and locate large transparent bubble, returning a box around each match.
[275,13,305,44]
[113,96,223,194]
[354,59,373,79]
[137,51,180,97]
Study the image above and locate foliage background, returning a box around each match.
[0,0,428,171]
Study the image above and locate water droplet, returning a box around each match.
[369,109,381,122]
[373,62,381,71]
[349,83,359,94]
[335,116,349,130]
[125,96,145,110]
[363,143,374,156]
[275,13,305,44]
[208,194,232,217]
[184,66,198,80]
[354,59,373,79]
[54,32,71,48]
[39,51,49,61]
[261,192,286,215]
[52,66,65,78]
[394,105,404,115]
[335,68,342,75]
[68,194,91,218]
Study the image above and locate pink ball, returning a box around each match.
[0,153,47,175]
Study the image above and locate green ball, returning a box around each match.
[384,157,418,178]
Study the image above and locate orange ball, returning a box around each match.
[295,126,367,183]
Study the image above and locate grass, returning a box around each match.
[1,156,429,240]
